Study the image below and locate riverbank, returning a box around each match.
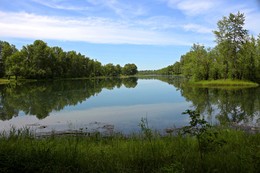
[0,75,136,84]
[189,79,259,88]
[0,127,259,173]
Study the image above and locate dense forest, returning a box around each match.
[150,12,260,82]
[0,40,138,79]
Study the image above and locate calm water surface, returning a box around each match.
[0,77,259,134]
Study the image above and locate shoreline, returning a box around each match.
[188,79,259,88]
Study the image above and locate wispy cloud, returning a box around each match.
[135,16,177,30]
[32,0,148,18]
[0,11,195,45]
[162,0,260,36]
[2,0,257,48]
[244,10,260,35]
[182,24,213,34]
[86,0,148,18]
[165,0,217,16]
[32,0,90,11]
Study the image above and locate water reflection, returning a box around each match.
[0,76,259,134]
[0,77,138,120]
[157,76,260,127]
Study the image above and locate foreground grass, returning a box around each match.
[189,79,259,88]
[0,128,259,173]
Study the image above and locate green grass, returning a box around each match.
[189,79,259,88]
[0,79,10,85]
[0,128,259,173]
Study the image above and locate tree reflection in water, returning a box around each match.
[0,76,259,127]
[0,77,138,120]
[156,76,260,126]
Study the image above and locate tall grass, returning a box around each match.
[0,127,259,173]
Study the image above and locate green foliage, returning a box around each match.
[189,79,259,87]
[182,110,228,154]
[103,63,122,77]
[182,109,211,137]
[0,41,17,77]
[213,11,248,79]
[182,109,230,173]
[122,63,138,75]
[139,117,153,140]
[0,40,138,79]
[5,51,24,79]
[0,126,259,173]
[156,12,260,83]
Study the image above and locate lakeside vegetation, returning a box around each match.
[189,79,259,87]
[1,12,260,87]
[145,12,260,84]
[0,11,260,173]
[0,40,138,80]
[0,76,259,125]
[0,110,259,173]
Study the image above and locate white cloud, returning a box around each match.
[32,0,90,11]
[0,11,193,45]
[86,0,147,18]
[245,11,260,35]
[135,16,178,30]
[165,0,217,16]
[183,24,213,34]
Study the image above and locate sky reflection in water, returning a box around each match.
[0,77,259,134]
[0,79,191,134]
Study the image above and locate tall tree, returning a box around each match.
[5,51,25,80]
[0,41,17,77]
[180,44,209,81]
[213,12,248,79]
[238,36,257,81]
[256,34,260,80]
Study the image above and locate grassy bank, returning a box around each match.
[189,79,259,88]
[0,128,259,173]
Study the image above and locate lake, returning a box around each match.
[0,77,259,135]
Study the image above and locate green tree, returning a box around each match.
[238,36,257,81]
[115,64,122,76]
[181,44,210,81]
[256,34,260,80]
[172,62,182,75]
[104,63,117,77]
[208,47,223,80]
[0,41,17,77]
[122,63,138,76]
[213,12,248,79]
[50,46,66,77]
[21,40,53,78]
[5,51,25,80]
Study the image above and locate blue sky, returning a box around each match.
[1,0,260,70]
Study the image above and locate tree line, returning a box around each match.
[155,12,260,82]
[0,40,138,79]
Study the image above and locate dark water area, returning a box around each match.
[0,77,259,134]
